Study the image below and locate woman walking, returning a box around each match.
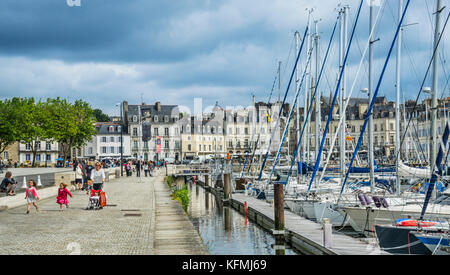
[75,163,84,190]
[25,180,39,214]
[90,161,105,192]
[56,183,72,211]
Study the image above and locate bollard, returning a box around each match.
[273,183,285,232]
[223,173,231,205]
[323,218,333,248]
[37,175,42,188]
[244,201,248,226]
[21,176,27,189]
[204,174,209,187]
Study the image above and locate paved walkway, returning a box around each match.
[0,170,206,255]
[153,175,208,255]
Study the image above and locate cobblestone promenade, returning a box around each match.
[0,169,207,255]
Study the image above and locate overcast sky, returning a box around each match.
[0,0,448,115]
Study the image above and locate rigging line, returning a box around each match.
[339,0,412,198]
[257,26,309,181]
[279,34,297,94]
[394,11,450,170]
[268,43,315,182]
[318,1,387,184]
[308,0,364,193]
[283,16,339,187]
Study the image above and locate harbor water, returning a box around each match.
[187,183,298,255]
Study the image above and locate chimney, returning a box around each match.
[155,102,161,112]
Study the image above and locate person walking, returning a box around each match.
[75,163,84,190]
[90,161,105,192]
[0,171,17,196]
[25,180,39,214]
[136,160,141,177]
[56,183,72,211]
[144,161,149,177]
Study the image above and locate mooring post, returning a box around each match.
[205,174,209,187]
[273,182,285,255]
[274,183,285,231]
[223,173,231,205]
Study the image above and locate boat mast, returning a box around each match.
[395,0,403,196]
[369,3,375,194]
[314,20,321,187]
[303,9,312,182]
[295,30,301,182]
[339,7,346,187]
[431,0,442,171]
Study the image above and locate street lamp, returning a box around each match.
[116,102,124,177]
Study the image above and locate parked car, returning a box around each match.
[181,159,191,165]
[164,158,176,164]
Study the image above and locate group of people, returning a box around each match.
[125,160,166,177]
[0,160,107,214]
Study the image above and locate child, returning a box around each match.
[56,183,73,211]
[25,180,39,214]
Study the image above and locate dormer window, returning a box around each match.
[164,116,169,123]
[109,126,114,132]
[133,115,137,122]
[154,116,158,122]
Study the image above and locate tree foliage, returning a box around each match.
[0,97,96,166]
[93,108,110,122]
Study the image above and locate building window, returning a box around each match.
[102,137,107,142]
[164,116,169,123]
[164,140,169,149]
[102,147,107,154]
[110,137,115,142]
[46,142,51,151]
[89,147,93,154]
[36,154,41,161]
[188,144,192,151]
[209,145,212,151]
[175,128,179,135]
[175,141,180,149]
[144,141,149,149]
[154,116,158,122]
[118,147,122,153]
[199,145,202,151]
[154,128,159,136]
[37,142,41,151]
[219,145,223,151]
[380,124,384,131]
[229,128,232,135]
[46,154,51,161]
[133,128,138,136]
[133,115,137,122]
[165,128,169,136]
[109,126,114,132]
[26,154,31,161]
[111,147,115,154]
[374,124,378,132]
[26,143,31,151]
[133,141,138,149]
[3,151,8,160]
[390,123,394,131]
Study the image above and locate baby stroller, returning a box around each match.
[87,184,104,210]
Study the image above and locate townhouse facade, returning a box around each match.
[123,101,182,162]
[83,122,131,160]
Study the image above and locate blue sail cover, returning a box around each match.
[420,123,449,220]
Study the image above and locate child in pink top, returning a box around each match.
[56,183,72,211]
[25,180,39,214]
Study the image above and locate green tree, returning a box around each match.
[47,98,96,161]
[0,98,23,155]
[18,98,52,167]
[93,108,110,122]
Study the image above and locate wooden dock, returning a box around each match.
[230,193,389,255]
